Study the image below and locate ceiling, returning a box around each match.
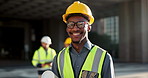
[0,0,131,20]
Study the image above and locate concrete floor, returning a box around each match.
[0,62,148,78]
[115,63,148,78]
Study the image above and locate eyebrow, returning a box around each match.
[66,13,90,22]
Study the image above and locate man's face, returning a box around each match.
[41,42,49,49]
[66,16,91,43]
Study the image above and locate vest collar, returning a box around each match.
[69,40,93,51]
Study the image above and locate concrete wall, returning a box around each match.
[42,17,67,52]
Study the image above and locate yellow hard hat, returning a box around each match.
[64,37,72,45]
[62,1,94,25]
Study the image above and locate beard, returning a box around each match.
[72,37,85,44]
[72,41,80,44]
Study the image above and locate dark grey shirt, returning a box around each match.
[52,40,115,78]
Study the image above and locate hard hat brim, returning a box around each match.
[62,13,94,25]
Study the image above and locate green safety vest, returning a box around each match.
[57,45,106,78]
[32,46,56,69]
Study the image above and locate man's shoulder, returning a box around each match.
[59,47,66,53]
[105,52,113,58]
[49,47,56,51]
[93,45,113,58]
[93,45,107,52]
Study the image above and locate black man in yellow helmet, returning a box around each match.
[52,1,115,78]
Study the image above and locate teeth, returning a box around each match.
[73,33,80,35]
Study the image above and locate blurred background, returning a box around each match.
[0,0,148,78]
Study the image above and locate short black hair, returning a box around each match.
[66,13,90,22]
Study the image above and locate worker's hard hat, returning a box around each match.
[64,37,72,45]
[41,36,52,45]
[62,1,94,25]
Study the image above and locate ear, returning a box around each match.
[87,25,91,32]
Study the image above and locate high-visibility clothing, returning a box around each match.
[57,45,106,78]
[32,46,56,70]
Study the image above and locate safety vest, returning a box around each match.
[32,46,56,70]
[57,45,106,78]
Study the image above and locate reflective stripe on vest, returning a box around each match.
[57,45,106,78]
[32,46,56,70]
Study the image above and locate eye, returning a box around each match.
[67,22,74,28]
[77,22,85,28]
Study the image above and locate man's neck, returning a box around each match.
[72,40,87,53]
[42,46,48,51]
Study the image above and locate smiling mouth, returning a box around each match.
[73,33,80,36]
[69,32,83,36]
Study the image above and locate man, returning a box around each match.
[32,36,56,78]
[52,1,115,78]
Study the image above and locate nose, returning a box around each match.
[73,25,79,30]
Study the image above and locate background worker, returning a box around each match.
[32,36,56,78]
[64,37,72,47]
[52,1,115,78]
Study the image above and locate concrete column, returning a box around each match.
[24,23,31,60]
[119,2,131,62]
[42,17,66,51]
[119,0,148,63]
[141,0,148,63]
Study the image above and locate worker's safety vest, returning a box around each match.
[32,46,56,70]
[57,45,106,78]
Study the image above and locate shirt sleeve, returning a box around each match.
[52,55,61,78]
[102,53,115,78]
[32,50,38,67]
